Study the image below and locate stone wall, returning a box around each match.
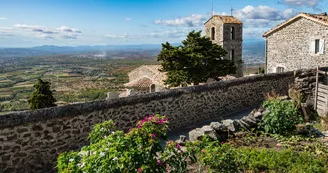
[266,17,328,73]
[0,70,314,173]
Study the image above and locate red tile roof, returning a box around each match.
[204,15,242,25]
[124,77,153,88]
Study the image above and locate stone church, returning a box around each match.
[263,12,328,73]
[204,15,243,76]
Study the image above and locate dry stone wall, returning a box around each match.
[0,69,315,173]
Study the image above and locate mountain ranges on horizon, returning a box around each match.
[0,40,265,64]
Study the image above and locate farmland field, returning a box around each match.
[0,53,158,114]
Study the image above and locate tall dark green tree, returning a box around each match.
[157,30,236,87]
[28,79,57,110]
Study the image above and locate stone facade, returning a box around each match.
[264,13,328,73]
[0,69,317,173]
[204,15,243,76]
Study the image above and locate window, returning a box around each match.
[211,27,215,40]
[310,39,325,54]
[315,39,320,54]
[230,26,235,40]
[276,67,284,73]
[230,49,235,61]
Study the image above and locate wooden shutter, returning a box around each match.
[310,40,316,54]
[319,39,325,54]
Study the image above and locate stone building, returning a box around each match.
[122,65,167,96]
[263,12,328,73]
[204,15,243,76]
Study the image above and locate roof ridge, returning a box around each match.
[263,12,328,37]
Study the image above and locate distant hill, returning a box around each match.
[0,41,265,64]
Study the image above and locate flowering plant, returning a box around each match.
[57,114,191,173]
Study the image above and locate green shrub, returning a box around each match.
[261,100,303,134]
[88,120,116,144]
[57,114,191,173]
[187,138,328,173]
[199,143,239,173]
[238,147,328,173]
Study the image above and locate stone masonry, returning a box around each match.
[0,69,317,173]
[264,13,328,73]
[204,15,243,76]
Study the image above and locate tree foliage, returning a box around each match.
[157,30,236,87]
[28,79,57,110]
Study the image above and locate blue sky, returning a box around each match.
[0,0,327,47]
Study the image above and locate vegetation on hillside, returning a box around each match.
[0,55,158,113]
[158,31,236,87]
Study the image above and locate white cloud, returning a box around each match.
[280,0,322,10]
[125,18,132,21]
[14,24,82,39]
[154,5,296,29]
[154,14,208,27]
[234,6,296,28]
[0,17,7,20]
[56,26,82,33]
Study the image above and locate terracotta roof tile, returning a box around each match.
[204,15,242,25]
[124,77,153,88]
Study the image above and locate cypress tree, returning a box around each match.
[28,79,57,110]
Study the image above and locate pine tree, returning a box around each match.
[28,79,57,110]
[157,30,236,87]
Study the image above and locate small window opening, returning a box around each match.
[230,26,235,40]
[211,27,215,40]
[230,49,235,61]
[276,67,284,73]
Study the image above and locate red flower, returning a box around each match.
[138,168,143,172]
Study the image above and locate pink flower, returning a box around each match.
[138,168,143,172]
[201,149,205,153]
[157,159,163,165]
[158,119,164,125]
[114,122,117,126]
[176,144,181,149]
[151,133,156,138]
[138,124,142,129]
[165,118,168,122]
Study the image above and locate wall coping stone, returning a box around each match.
[0,69,311,129]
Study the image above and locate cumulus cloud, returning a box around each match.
[14,24,82,39]
[280,0,323,10]
[56,26,82,33]
[154,14,208,27]
[234,6,296,27]
[154,6,295,29]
